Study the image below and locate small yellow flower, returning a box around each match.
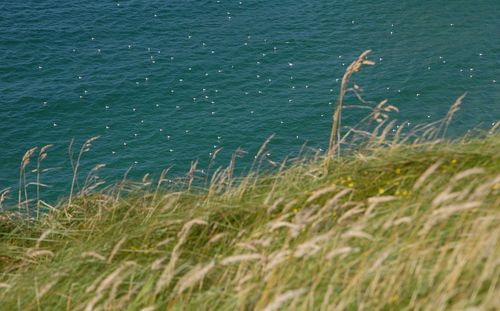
[293,208,298,214]
[395,167,401,174]
[451,159,457,165]
[348,182,354,188]
[390,294,399,302]
[347,176,353,182]
[378,187,385,195]
[402,190,409,196]
[395,190,400,196]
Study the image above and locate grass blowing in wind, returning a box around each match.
[0,51,499,310]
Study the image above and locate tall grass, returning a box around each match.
[0,51,499,310]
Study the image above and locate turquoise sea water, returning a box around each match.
[1,0,499,203]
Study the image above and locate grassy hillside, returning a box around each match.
[0,133,499,310]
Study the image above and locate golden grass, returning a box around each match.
[0,51,499,310]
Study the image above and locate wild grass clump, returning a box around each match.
[0,51,499,310]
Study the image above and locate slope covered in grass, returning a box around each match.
[0,134,499,310]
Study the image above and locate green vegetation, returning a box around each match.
[1,51,499,310]
[0,133,499,310]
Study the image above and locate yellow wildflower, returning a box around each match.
[378,187,385,195]
[395,167,401,174]
[348,182,354,188]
